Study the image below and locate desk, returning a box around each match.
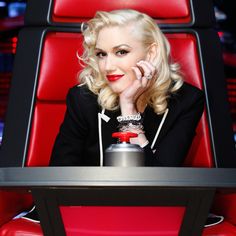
[0,167,236,236]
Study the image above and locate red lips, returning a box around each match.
[106,74,124,82]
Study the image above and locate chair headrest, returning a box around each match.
[25,0,215,28]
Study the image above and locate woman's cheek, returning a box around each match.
[98,62,105,73]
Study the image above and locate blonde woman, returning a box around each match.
[50,9,204,167]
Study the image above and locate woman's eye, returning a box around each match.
[96,52,106,58]
[116,50,129,56]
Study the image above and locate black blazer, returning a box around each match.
[50,82,204,167]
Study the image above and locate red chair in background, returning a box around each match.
[0,0,235,235]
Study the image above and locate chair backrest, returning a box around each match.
[0,0,235,168]
[25,30,214,167]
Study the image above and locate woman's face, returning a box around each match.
[95,25,148,94]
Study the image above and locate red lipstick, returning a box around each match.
[106,74,124,82]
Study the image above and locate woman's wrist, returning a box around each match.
[120,105,137,116]
[130,133,149,148]
[116,106,148,147]
[119,98,137,115]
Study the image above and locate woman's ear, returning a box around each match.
[146,43,158,63]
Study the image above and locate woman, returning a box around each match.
[50,9,204,167]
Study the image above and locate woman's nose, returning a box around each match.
[105,55,116,72]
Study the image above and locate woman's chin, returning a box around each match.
[109,86,123,94]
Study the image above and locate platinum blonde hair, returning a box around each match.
[79,9,183,114]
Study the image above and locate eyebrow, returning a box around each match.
[95,44,132,51]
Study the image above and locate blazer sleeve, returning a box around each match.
[49,87,89,166]
[144,87,205,167]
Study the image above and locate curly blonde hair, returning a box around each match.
[79,9,183,114]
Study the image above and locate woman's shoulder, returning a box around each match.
[178,82,203,96]
[64,84,99,115]
[171,82,204,101]
[67,83,97,103]
[168,82,204,111]
[69,83,96,96]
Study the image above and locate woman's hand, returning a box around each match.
[119,60,156,115]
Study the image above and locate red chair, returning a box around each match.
[0,0,235,235]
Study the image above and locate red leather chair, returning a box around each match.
[0,0,235,235]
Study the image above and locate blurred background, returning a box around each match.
[0,0,235,147]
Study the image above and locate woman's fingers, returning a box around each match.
[137,60,156,79]
[131,67,147,88]
[132,66,142,80]
[120,61,156,103]
[132,60,156,88]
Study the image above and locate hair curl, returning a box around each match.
[78,9,183,114]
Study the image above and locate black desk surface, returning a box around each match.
[1,167,236,236]
[0,167,236,188]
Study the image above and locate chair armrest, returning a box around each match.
[203,221,236,235]
[0,190,33,226]
[212,192,236,225]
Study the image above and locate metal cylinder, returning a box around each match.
[105,143,144,167]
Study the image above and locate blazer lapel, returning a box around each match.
[144,106,163,148]
[144,105,177,149]
[100,109,120,151]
